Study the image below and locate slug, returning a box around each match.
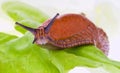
[15,13,109,55]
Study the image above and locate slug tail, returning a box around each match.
[96,28,109,55]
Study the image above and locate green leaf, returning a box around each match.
[0,32,17,45]
[0,32,120,73]
[49,48,101,73]
[0,32,60,73]
[65,46,120,69]
[2,1,49,34]
[0,32,101,73]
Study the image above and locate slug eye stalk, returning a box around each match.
[15,22,35,34]
[15,22,37,43]
[45,13,59,33]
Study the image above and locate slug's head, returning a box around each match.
[15,13,59,45]
[15,22,48,45]
[33,26,48,44]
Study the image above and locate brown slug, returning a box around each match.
[15,13,109,55]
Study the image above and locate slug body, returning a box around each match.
[16,13,109,55]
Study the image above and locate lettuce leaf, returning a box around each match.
[2,1,48,34]
[0,32,104,73]
[1,1,120,73]
[0,32,60,73]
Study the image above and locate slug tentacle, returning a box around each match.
[15,22,35,34]
[45,13,59,33]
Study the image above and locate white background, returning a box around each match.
[0,0,120,73]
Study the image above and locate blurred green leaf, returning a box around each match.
[0,32,17,44]
[0,32,101,73]
[65,46,120,69]
[2,1,49,34]
[0,32,60,73]
[0,32,104,73]
[0,32,120,73]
